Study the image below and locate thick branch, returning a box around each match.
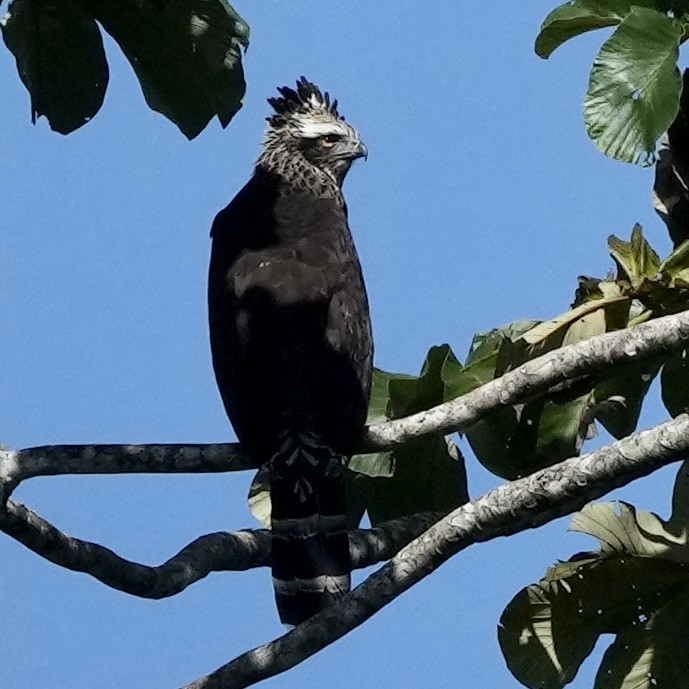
[366,309,689,448]
[3,311,689,495]
[0,495,441,597]
[0,442,251,489]
[183,414,689,689]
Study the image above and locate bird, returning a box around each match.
[208,77,373,626]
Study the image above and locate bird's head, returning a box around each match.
[259,77,367,188]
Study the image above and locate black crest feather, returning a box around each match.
[267,76,342,126]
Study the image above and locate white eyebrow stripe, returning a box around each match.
[297,120,350,139]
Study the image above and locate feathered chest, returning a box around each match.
[229,189,361,308]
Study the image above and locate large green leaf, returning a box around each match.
[361,434,467,525]
[387,345,454,417]
[348,369,399,484]
[440,320,540,401]
[466,391,596,480]
[444,316,617,479]
[352,346,469,525]
[584,6,683,165]
[535,0,662,59]
[500,471,689,689]
[571,501,689,560]
[81,0,247,138]
[500,556,689,689]
[516,293,629,361]
[1,0,108,134]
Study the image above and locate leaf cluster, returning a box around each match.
[0,0,248,138]
[499,463,689,689]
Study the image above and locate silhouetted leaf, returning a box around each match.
[1,0,108,134]
[661,347,689,416]
[500,555,689,689]
[593,360,660,437]
[593,590,689,689]
[362,435,467,525]
[584,7,682,164]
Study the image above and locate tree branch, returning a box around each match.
[0,442,251,489]
[3,311,689,687]
[3,310,688,497]
[0,493,441,597]
[2,310,689,603]
[365,309,689,448]
[181,413,689,689]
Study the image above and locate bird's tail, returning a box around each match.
[269,433,351,626]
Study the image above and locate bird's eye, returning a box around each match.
[321,134,339,148]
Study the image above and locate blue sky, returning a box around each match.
[1,2,682,688]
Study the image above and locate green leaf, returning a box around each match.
[362,434,468,526]
[1,0,109,134]
[500,555,689,689]
[348,347,469,525]
[571,501,689,561]
[592,360,660,438]
[518,295,628,352]
[467,391,596,480]
[608,224,662,284]
[348,369,399,507]
[365,369,398,425]
[593,591,689,689]
[534,392,595,459]
[659,239,689,286]
[584,7,683,165]
[84,0,248,139]
[661,346,689,416]
[535,0,655,59]
[347,452,394,478]
[501,469,689,688]
[440,320,540,401]
[387,345,455,418]
[449,317,613,479]
[465,320,541,367]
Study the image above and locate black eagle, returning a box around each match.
[208,78,373,626]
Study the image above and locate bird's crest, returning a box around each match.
[267,77,342,128]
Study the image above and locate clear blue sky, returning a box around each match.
[1,2,681,688]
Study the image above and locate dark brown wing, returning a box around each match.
[208,170,372,464]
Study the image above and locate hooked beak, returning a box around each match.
[354,141,368,161]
